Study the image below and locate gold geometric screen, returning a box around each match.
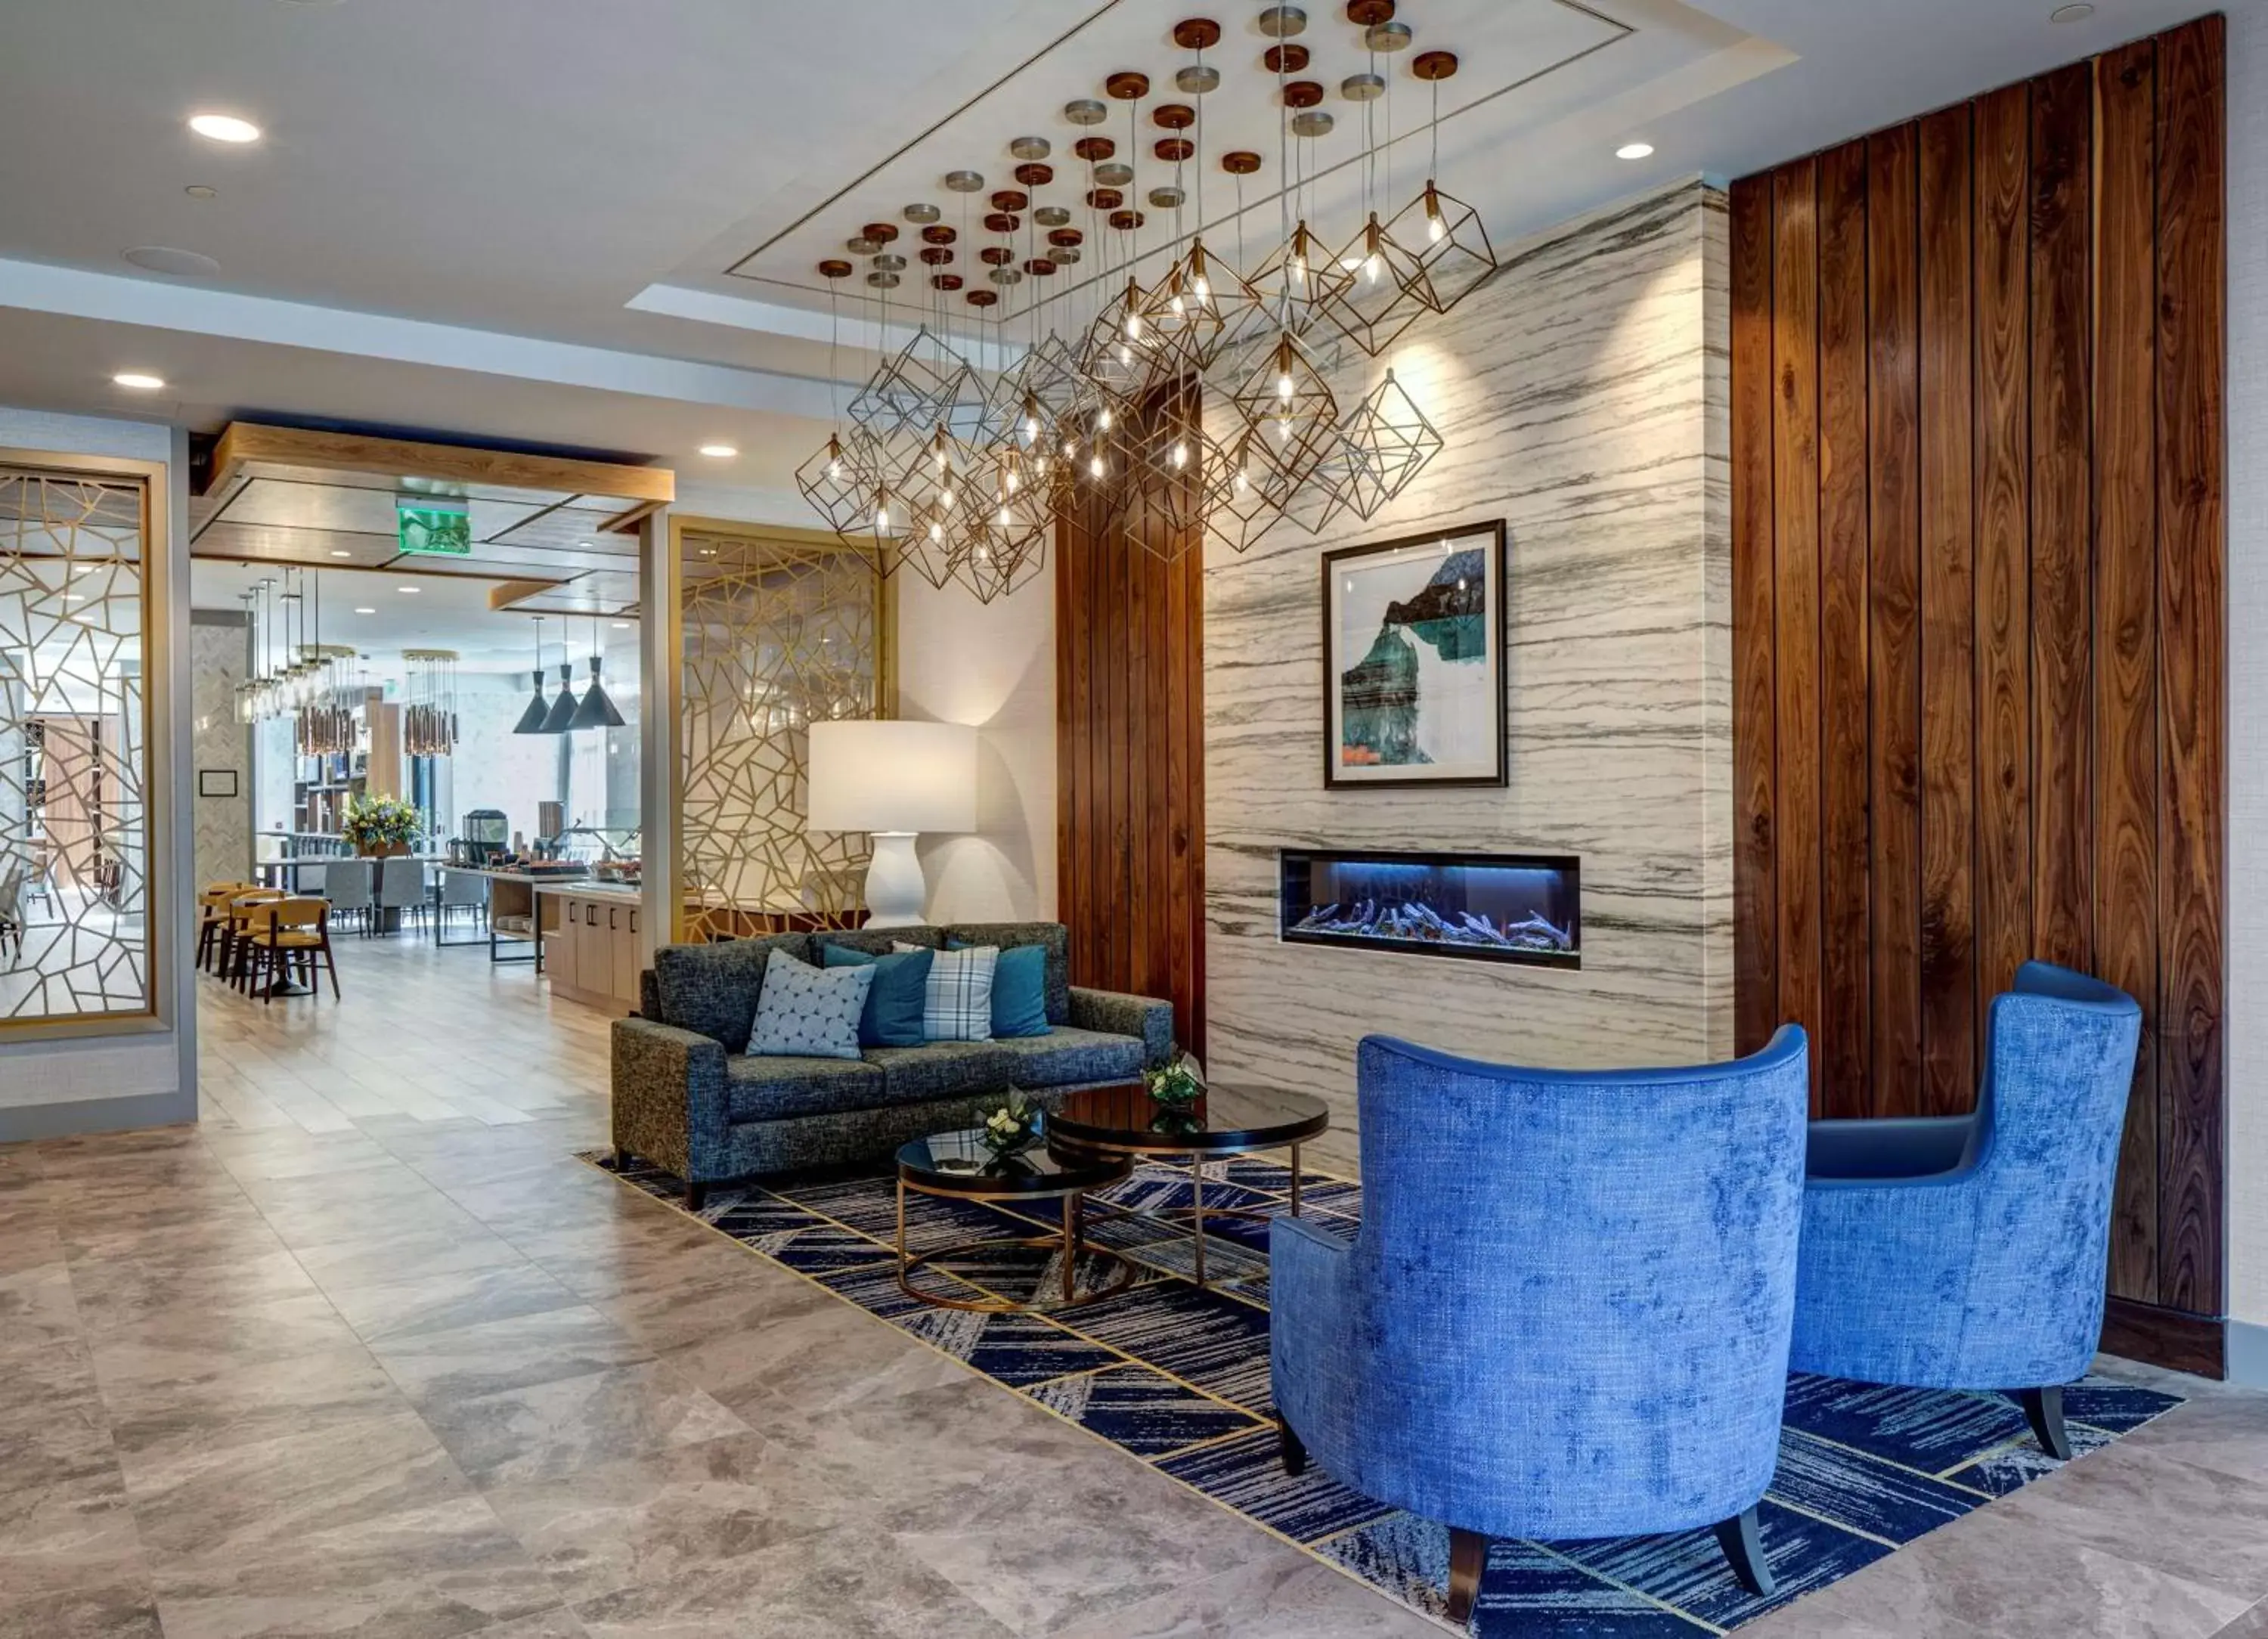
[0,466,153,1024]
[677,526,888,942]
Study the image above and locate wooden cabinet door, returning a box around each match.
[548,896,579,989]
[611,905,640,1003]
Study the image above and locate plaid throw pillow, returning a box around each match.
[897,940,996,1042]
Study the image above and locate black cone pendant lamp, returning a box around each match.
[539,659,581,733]
[512,617,551,734]
[569,613,626,730]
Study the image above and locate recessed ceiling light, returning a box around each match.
[698,443,738,459]
[112,371,166,391]
[1616,141,1655,160]
[353,606,376,615]
[184,184,218,200]
[2050,2,2094,20]
[122,246,221,278]
[397,585,420,593]
[189,113,262,144]
[612,621,632,629]
[329,549,352,558]
[62,593,85,603]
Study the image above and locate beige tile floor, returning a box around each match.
[1,928,2264,1637]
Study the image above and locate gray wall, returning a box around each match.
[1202,180,1734,1175]
[190,612,252,887]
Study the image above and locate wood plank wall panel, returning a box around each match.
[1918,105,1978,1116]
[1771,161,1826,1058]
[1817,140,1874,1116]
[1727,18,2226,1328]
[2093,36,2163,1304]
[1866,128,1924,1120]
[1055,390,1208,1057]
[2153,14,2226,1317]
[1974,82,2034,1009]
[1730,176,1780,1061]
[2029,62,2096,977]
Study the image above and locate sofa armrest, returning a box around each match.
[1067,986,1176,1069]
[610,1016,730,1182]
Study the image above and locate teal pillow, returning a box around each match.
[823,943,931,1048]
[950,940,1050,1038]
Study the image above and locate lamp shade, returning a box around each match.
[511,669,550,734]
[568,656,626,730]
[806,720,977,834]
[539,662,581,733]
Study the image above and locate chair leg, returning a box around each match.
[1714,1506,1774,1599]
[2017,1386,2072,1461]
[324,942,340,999]
[1445,1527,1489,1625]
[684,1182,708,1211]
[1278,1417,1308,1477]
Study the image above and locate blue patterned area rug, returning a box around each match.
[584,1151,2182,1635]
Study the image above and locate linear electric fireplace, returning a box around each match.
[1280,848,1581,968]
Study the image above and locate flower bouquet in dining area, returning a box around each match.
[342,793,423,858]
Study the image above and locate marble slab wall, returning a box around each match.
[190,615,252,888]
[1204,180,1732,1174]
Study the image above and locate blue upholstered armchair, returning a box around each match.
[1792,960,2143,1461]
[1272,1028,1811,1622]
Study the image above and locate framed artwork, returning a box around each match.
[198,768,239,798]
[1321,519,1507,789]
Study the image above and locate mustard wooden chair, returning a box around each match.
[243,896,338,1002]
[196,883,257,973]
[222,891,286,991]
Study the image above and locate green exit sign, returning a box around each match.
[397,498,471,556]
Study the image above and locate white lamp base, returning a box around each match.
[861,832,928,928]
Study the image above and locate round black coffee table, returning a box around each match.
[1048,1083,1331,1288]
[895,1129,1136,1312]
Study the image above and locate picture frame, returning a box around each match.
[1321,519,1508,789]
[197,768,239,798]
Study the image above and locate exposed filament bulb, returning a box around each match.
[1277,372,1294,401]
[1089,453,1106,479]
[1096,406,1113,430]
[1170,441,1188,469]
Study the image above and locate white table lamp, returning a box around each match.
[805,720,978,928]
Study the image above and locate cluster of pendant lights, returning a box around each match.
[401,650,462,758]
[795,0,1495,602]
[512,615,627,736]
[234,569,361,758]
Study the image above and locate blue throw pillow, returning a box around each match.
[950,939,1050,1039]
[823,943,932,1048]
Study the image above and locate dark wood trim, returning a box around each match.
[2102,1295,2225,1379]
[1730,175,1780,1060]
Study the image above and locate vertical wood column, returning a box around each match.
[1055,386,1207,1057]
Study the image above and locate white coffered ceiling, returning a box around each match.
[0,0,2230,523]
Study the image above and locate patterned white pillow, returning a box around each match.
[895,940,996,1042]
[747,950,874,1061]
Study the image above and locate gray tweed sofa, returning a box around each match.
[609,922,1174,1204]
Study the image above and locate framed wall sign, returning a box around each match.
[198,769,239,798]
[1321,519,1507,789]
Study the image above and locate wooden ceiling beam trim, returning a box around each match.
[203,422,676,505]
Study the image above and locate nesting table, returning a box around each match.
[1047,1082,1332,1288]
[894,1129,1136,1312]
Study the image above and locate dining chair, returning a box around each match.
[0,866,27,960]
[324,859,375,936]
[435,868,487,932]
[374,858,429,937]
[243,897,339,1002]
[195,883,255,971]
[222,890,286,990]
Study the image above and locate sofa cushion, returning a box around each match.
[946,922,1069,1024]
[864,1040,1015,1102]
[899,943,996,1042]
[989,1026,1145,1088]
[949,940,1050,1038]
[654,934,810,1049]
[725,1054,889,1123]
[748,950,872,1061]
[822,943,932,1048]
